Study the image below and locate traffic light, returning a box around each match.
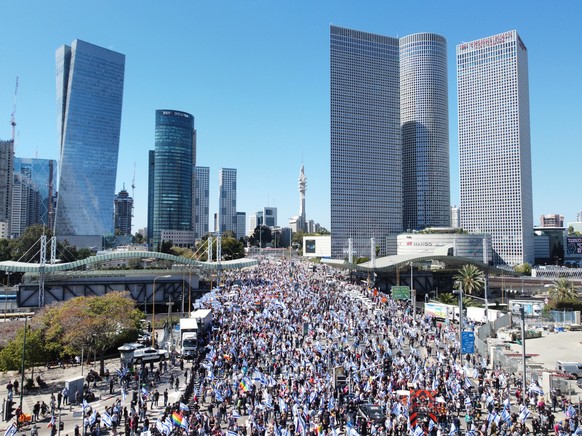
[4,399,15,421]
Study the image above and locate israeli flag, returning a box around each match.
[413,426,424,436]
[215,389,224,402]
[4,423,17,436]
[121,389,127,402]
[89,410,97,426]
[180,402,189,411]
[227,431,238,436]
[82,399,89,410]
[519,408,531,423]
[501,408,511,424]
[449,422,457,435]
[101,412,113,428]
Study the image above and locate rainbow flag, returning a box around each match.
[239,376,251,392]
[171,412,183,426]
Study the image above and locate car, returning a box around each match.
[357,404,385,425]
[133,347,169,363]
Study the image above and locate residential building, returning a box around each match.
[401,33,450,230]
[151,109,196,250]
[236,212,246,239]
[330,25,401,258]
[114,188,133,235]
[194,166,209,239]
[55,39,125,242]
[0,140,14,230]
[218,168,237,235]
[11,172,41,237]
[14,158,57,229]
[458,30,534,266]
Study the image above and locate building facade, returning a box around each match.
[539,214,564,228]
[330,25,402,258]
[194,166,209,240]
[14,158,57,229]
[11,172,41,237]
[451,205,460,228]
[114,188,133,235]
[218,168,237,235]
[400,33,450,230]
[147,150,155,246]
[151,110,196,250]
[457,30,534,266]
[0,140,14,229]
[55,39,125,240]
[236,212,246,240]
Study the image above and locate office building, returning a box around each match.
[11,172,41,237]
[218,168,237,235]
[401,33,450,230]
[330,25,401,258]
[0,140,14,229]
[249,215,258,236]
[194,166,209,239]
[147,150,155,246]
[114,188,133,235]
[151,110,196,250]
[55,39,125,241]
[236,212,246,240]
[14,158,57,229]
[451,205,460,228]
[458,30,534,266]
[539,214,564,228]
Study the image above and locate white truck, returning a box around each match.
[179,309,213,358]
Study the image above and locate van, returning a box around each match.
[555,361,582,378]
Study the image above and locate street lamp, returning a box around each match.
[453,284,464,363]
[151,275,170,348]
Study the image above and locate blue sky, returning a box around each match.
[1,0,581,233]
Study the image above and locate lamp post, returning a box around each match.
[454,284,464,363]
[151,275,170,348]
[519,305,526,390]
[20,315,30,408]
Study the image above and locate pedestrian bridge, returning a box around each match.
[0,250,258,273]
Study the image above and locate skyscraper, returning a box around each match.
[152,110,196,250]
[55,39,125,240]
[0,140,14,228]
[457,30,533,266]
[330,25,401,259]
[114,188,133,235]
[13,158,57,228]
[401,33,450,230]
[218,168,237,235]
[236,212,246,240]
[194,166,209,239]
[11,173,40,237]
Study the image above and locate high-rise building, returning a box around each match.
[236,212,246,240]
[457,30,533,266]
[218,168,237,235]
[194,166,210,239]
[55,39,125,240]
[151,110,196,250]
[147,150,155,246]
[114,188,133,235]
[0,140,14,228]
[539,214,564,228]
[11,173,41,237]
[330,25,401,259]
[401,33,450,230]
[14,158,57,228]
[451,205,461,229]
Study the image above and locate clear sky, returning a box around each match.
[1,0,581,234]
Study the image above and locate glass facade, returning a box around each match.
[400,33,450,230]
[330,25,402,258]
[13,158,57,228]
[457,30,533,266]
[152,110,196,250]
[55,39,125,237]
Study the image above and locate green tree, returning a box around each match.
[160,240,173,254]
[221,237,245,260]
[292,231,305,250]
[11,225,52,262]
[514,263,532,276]
[548,278,578,303]
[453,264,485,296]
[437,293,457,305]
[134,232,145,244]
[249,226,272,248]
[0,324,49,372]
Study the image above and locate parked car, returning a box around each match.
[133,347,169,364]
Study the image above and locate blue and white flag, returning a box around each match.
[501,408,511,424]
[215,389,224,402]
[141,386,149,397]
[503,396,511,410]
[82,399,89,410]
[449,422,457,435]
[181,416,189,430]
[279,397,288,412]
[121,389,127,402]
[89,410,97,426]
[519,408,531,423]
[227,431,239,436]
[566,404,577,418]
[180,402,189,411]
[295,415,306,436]
[231,411,241,419]
[4,423,17,436]
[347,428,360,436]
[101,412,113,428]
[413,425,424,436]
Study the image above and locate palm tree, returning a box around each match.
[549,278,578,303]
[453,264,485,296]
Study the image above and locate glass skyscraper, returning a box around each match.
[14,158,57,229]
[218,168,237,235]
[401,33,450,230]
[457,30,533,266]
[152,110,196,250]
[55,39,125,238]
[330,25,401,259]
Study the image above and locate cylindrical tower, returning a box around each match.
[153,109,195,250]
[400,33,450,230]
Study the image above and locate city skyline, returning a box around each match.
[1,1,581,233]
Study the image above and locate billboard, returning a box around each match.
[305,239,316,254]
[509,300,544,317]
[567,237,582,256]
[424,302,451,320]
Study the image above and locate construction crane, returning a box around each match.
[10,76,18,142]
[131,161,136,199]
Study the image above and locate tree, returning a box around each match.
[549,278,578,303]
[437,292,476,308]
[0,324,49,372]
[453,264,485,296]
[249,226,272,248]
[514,263,532,276]
[39,292,143,375]
[134,232,145,244]
[292,231,305,250]
[221,237,245,260]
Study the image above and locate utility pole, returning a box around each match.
[520,306,526,390]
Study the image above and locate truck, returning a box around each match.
[179,309,213,358]
[424,302,458,322]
